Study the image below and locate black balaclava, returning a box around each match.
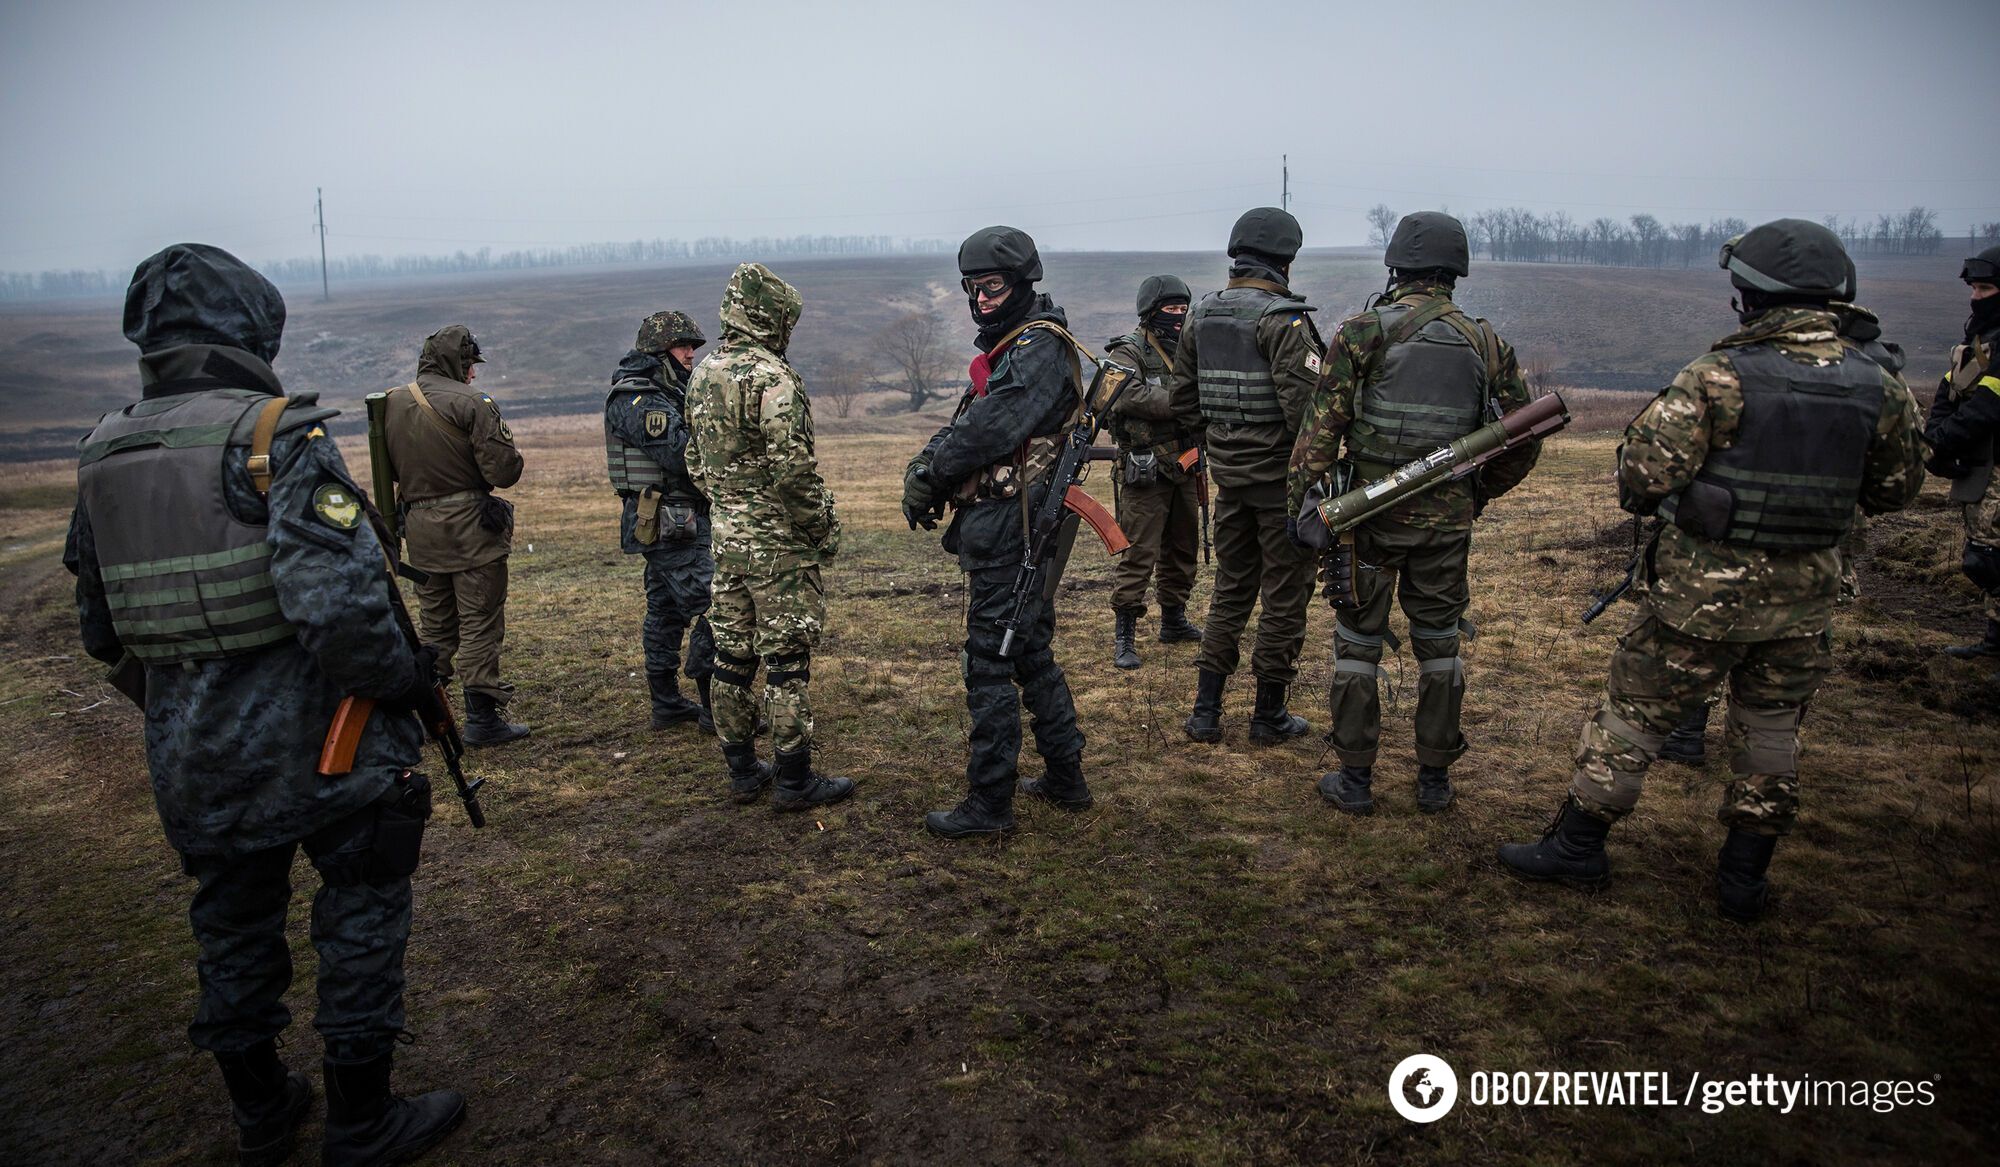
[1145,301,1189,348]
[1967,293,2000,344]
[969,274,1035,337]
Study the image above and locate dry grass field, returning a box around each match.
[0,399,1995,1164]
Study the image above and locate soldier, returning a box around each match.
[1104,275,1205,669]
[1170,207,1323,745]
[605,310,719,730]
[1925,243,2000,669]
[1291,211,1543,814]
[685,263,851,809]
[903,226,1092,837]
[1498,219,1926,921]
[379,324,529,746]
[66,244,463,1165]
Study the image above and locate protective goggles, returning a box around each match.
[1963,258,2000,284]
[960,273,1012,298]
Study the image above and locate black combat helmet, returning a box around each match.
[1962,244,2000,285]
[958,226,1043,281]
[1136,274,1191,317]
[1384,212,1470,278]
[1227,207,1303,263]
[123,243,287,364]
[1719,219,1853,300]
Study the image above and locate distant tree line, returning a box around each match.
[0,233,952,301]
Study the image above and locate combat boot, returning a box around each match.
[771,748,854,812]
[1112,608,1142,670]
[461,691,529,748]
[1183,668,1226,743]
[215,1040,312,1167]
[649,672,703,730]
[1656,703,1709,766]
[1158,605,1203,643]
[1416,764,1455,813]
[1716,828,1779,923]
[1317,765,1373,815]
[1019,755,1094,811]
[1944,618,2000,659]
[1498,796,1613,890]
[1247,679,1309,745]
[322,1052,464,1167]
[924,794,1016,839]
[721,740,772,804]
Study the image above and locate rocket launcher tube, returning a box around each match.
[1317,392,1569,535]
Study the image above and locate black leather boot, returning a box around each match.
[1716,828,1779,923]
[771,748,854,812]
[461,690,529,748]
[322,1052,464,1167]
[1498,796,1613,889]
[1112,607,1142,670]
[649,672,703,730]
[1158,605,1203,643]
[1416,764,1455,813]
[720,740,772,804]
[1183,668,1226,743]
[215,1041,312,1167]
[1656,703,1709,766]
[1944,618,2000,659]
[1019,755,1094,810]
[924,793,1016,838]
[1247,678,1309,745]
[1317,765,1373,814]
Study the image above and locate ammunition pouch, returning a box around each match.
[1122,450,1160,487]
[634,486,663,545]
[1666,479,1733,541]
[475,493,515,536]
[310,770,433,886]
[662,503,699,543]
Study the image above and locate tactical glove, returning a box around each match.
[904,459,940,531]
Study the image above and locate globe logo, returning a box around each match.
[1388,1053,1459,1123]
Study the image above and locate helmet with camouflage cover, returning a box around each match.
[1962,243,2000,286]
[958,226,1043,282]
[1384,212,1470,278]
[1719,219,1853,300]
[1227,207,1302,263]
[1136,274,1191,318]
[635,310,706,355]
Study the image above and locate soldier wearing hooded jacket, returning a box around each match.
[904,226,1093,838]
[605,310,719,730]
[66,244,464,1165]
[1926,243,2000,669]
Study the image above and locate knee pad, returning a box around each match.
[765,652,810,688]
[712,649,759,690]
[1727,703,1802,775]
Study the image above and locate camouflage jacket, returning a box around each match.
[66,347,423,858]
[1167,263,1323,496]
[1105,328,1194,475]
[1286,282,1539,530]
[1623,306,1926,641]
[686,263,838,575]
[606,351,709,555]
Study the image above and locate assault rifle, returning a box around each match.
[1178,445,1211,564]
[1581,517,1661,626]
[996,357,1138,657]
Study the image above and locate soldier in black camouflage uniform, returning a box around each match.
[605,310,719,730]
[65,244,463,1165]
[1927,243,2000,670]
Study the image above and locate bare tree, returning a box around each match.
[878,308,955,412]
[1366,204,1399,249]
[817,353,868,419]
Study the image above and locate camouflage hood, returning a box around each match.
[1711,305,1840,352]
[418,324,483,382]
[718,262,802,355]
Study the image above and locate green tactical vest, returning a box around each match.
[604,383,669,494]
[76,389,313,664]
[1347,298,1489,466]
[1189,285,1305,425]
[1660,343,1885,551]
[1106,330,1179,452]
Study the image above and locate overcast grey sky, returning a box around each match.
[1,0,1991,272]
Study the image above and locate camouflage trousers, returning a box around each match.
[1570,613,1832,836]
[1196,482,1316,685]
[640,539,715,714]
[179,791,422,1062]
[414,556,513,704]
[1962,538,2000,623]
[1109,472,1200,614]
[709,564,823,754]
[961,564,1085,810]
[1328,518,1471,769]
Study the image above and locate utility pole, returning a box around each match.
[1281,155,1289,212]
[315,187,329,301]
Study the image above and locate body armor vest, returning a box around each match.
[604,384,671,494]
[1661,343,1886,551]
[76,389,300,664]
[1943,334,1997,505]
[1348,299,1489,465]
[1189,286,1297,426]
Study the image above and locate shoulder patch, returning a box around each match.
[1016,333,1036,347]
[479,393,495,404]
[306,426,326,439]
[644,409,669,437]
[312,483,361,531]
[632,395,643,406]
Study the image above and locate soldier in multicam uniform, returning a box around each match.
[685,263,852,809]
[1925,243,2000,671]
[1104,275,1205,669]
[66,244,464,1165]
[1499,220,1926,921]
[379,325,529,747]
[1170,208,1323,746]
[903,226,1093,838]
[605,310,719,730]
[1289,212,1542,814]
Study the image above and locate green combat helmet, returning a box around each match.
[1227,207,1303,263]
[958,226,1043,280]
[1136,274,1191,317]
[635,310,706,355]
[1384,211,1470,277]
[1719,219,1853,299]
